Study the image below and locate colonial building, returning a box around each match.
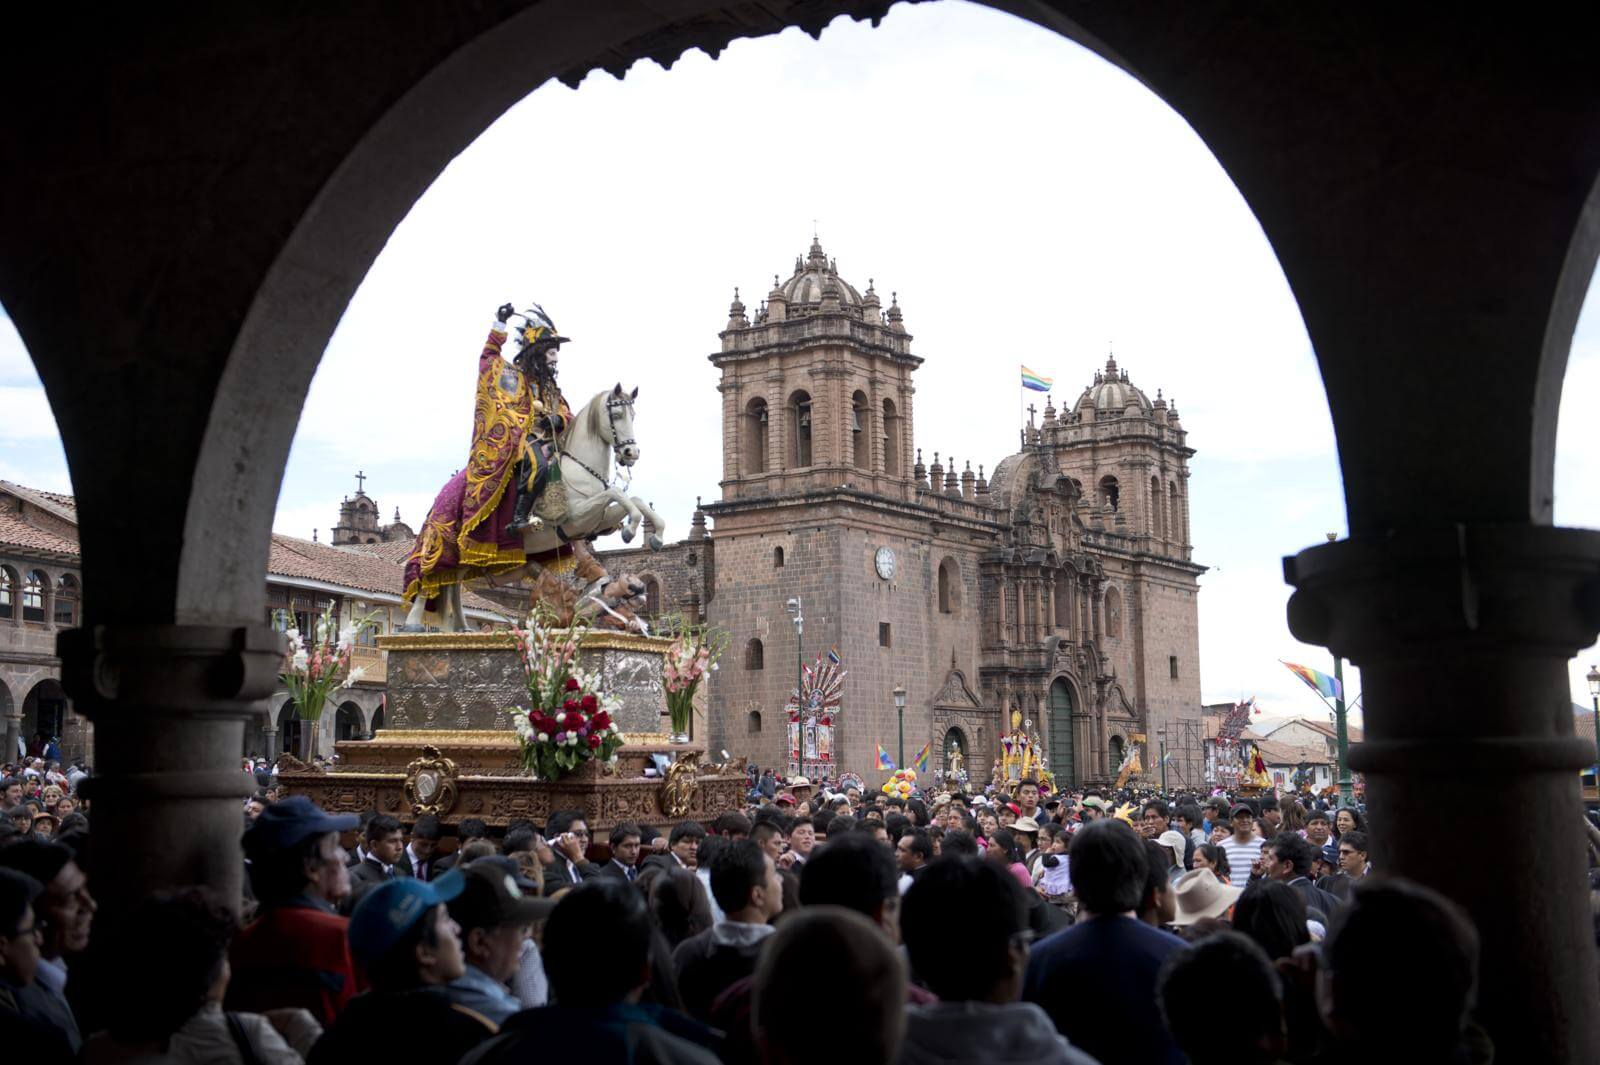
[605,239,1206,787]
[0,477,493,764]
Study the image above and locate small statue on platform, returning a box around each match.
[997,710,1040,784]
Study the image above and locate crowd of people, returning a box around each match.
[4,754,1600,1064]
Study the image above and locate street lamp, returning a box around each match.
[893,685,908,769]
[786,598,803,766]
[1587,665,1600,791]
[1157,726,1167,793]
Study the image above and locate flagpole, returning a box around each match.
[1334,654,1353,807]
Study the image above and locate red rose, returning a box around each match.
[567,712,585,730]
[581,693,598,712]
[562,699,578,713]
[591,711,610,730]
[587,734,602,749]
[565,677,581,691]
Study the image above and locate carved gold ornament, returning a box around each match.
[404,745,459,817]
[661,753,700,818]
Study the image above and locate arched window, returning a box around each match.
[643,577,661,616]
[747,710,762,735]
[743,397,769,474]
[851,390,870,470]
[1169,481,1181,543]
[1099,475,1120,511]
[789,391,813,467]
[1150,475,1163,537]
[881,398,901,477]
[335,701,363,741]
[54,574,78,627]
[745,637,764,670]
[773,546,785,567]
[943,726,968,773]
[1110,734,1126,770]
[937,557,960,614]
[1104,586,1123,639]
[21,570,46,624]
[0,566,16,621]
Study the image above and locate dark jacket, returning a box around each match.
[596,858,642,885]
[342,857,397,914]
[1023,914,1188,1065]
[541,856,600,896]
[461,1002,720,1065]
[670,924,772,1023]
[0,981,74,1057]
[307,986,495,1065]
[1287,876,1343,923]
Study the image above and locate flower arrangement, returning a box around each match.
[508,610,627,779]
[882,767,918,800]
[659,615,729,741]
[278,603,379,759]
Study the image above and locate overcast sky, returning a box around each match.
[4,2,1600,721]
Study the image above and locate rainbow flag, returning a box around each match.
[876,744,897,771]
[1281,660,1343,702]
[1021,365,1053,392]
[912,741,931,774]
[827,647,841,665]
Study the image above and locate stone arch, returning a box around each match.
[21,677,68,748]
[851,389,870,470]
[276,699,306,759]
[742,396,769,474]
[1168,480,1181,544]
[1109,733,1127,770]
[788,390,813,467]
[54,573,79,627]
[335,700,363,742]
[0,565,16,622]
[744,637,764,670]
[942,725,968,773]
[641,575,661,616]
[1104,585,1123,639]
[747,709,762,735]
[1098,475,1120,512]
[773,545,784,567]
[20,569,48,624]
[937,556,961,614]
[370,703,386,733]
[881,397,901,477]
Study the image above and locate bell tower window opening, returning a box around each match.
[937,557,960,614]
[851,390,870,470]
[743,397,769,475]
[789,391,813,467]
[745,637,765,670]
[881,398,901,477]
[773,546,785,567]
[1099,476,1120,512]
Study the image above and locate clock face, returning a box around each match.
[874,546,896,580]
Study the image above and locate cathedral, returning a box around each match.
[602,238,1205,788]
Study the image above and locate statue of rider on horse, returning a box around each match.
[401,302,664,632]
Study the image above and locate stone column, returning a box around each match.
[2,712,19,762]
[57,623,282,915]
[1286,527,1600,1057]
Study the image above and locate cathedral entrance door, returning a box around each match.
[1048,679,1075,788]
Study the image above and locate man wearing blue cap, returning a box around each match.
[444,859,554,1024]
[307,870,497,1063]
[229,796,361,1026]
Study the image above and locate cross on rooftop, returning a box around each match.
[355,470,366,493]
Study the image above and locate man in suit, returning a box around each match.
[1260,832,1343,924]
[401,814,441,882]
[597,822,643,885]
[541,809,599,895]
[432,818,488,876]
[1023,819,1188,1065]
[343,814,405,912]
[641,821,705,876]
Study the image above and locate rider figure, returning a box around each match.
[498,301,574,533]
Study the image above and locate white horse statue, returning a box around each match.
[402,383,665,632]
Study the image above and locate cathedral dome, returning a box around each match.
[779,237,864,308]
[1075,353,1153,416]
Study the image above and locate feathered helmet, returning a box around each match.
[515,303,570,351]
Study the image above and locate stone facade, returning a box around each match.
[601,239,1207,787]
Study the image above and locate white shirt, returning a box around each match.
[1219,834,1264,879]
[406,842,430,880]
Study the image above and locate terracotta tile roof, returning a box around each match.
[0,504,79,558]
[268,534,504,614]
[0,480,77,523]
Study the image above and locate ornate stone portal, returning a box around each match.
[277,632,745,832]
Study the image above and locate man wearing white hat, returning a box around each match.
[1171,868,1243,928]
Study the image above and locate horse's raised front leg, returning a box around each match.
[630,497,667,550]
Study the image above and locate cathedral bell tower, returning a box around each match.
[711,237,922,502]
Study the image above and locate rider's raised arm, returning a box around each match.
[481,303,514,370]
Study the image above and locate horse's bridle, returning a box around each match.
[557,392,635,488]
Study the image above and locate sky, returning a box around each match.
[3,1,1600,721]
